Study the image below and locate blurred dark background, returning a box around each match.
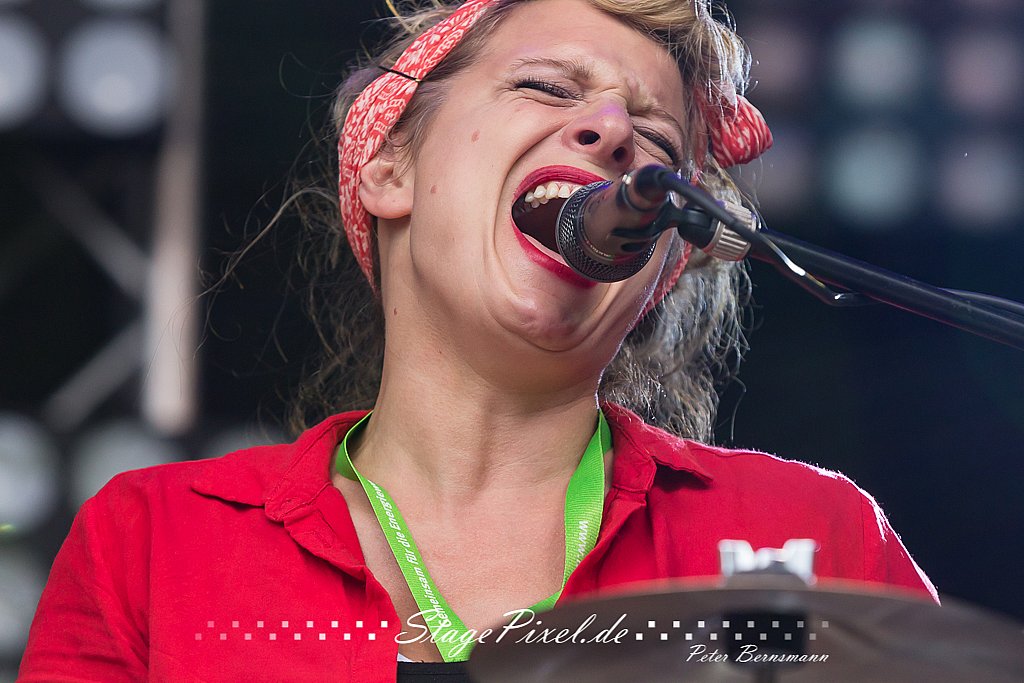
[1,0,1022,677]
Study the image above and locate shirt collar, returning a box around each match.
[601,403,714,491]
[189,405,712,508]
[190,410,370,514]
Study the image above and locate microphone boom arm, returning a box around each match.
[749,228,1024,351]
[643,167,1024,351]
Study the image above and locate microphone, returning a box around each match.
[555,164,758,282]
[555,166,668,282]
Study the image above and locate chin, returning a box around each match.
[498,291,625,356]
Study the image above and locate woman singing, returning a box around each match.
[20,1,936,681]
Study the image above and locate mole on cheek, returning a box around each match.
[471,130,480,142]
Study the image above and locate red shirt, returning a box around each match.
[19,404,936,682]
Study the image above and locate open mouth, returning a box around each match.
[511,180,584,253]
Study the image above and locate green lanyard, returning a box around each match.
[334,411,609,662]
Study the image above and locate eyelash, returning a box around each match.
[514,78,681,166]
[637,128,681,167]
[514,78,579,100]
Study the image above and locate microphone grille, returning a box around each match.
[555,183,657,283]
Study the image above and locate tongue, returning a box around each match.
[512,198,566,253]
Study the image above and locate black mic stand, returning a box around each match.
[637,167,1024,352]
[747,229,1024,351]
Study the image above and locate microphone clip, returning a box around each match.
[641,196,757,263]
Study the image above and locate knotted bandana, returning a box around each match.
[338,0,772,292]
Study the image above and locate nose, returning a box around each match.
[562,100,635,172]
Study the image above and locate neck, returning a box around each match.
[348,346,603,512]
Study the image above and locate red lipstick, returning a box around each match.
[510,166,607,289]
[514,165,606,199]
[511,224,596,288]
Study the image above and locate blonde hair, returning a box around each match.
[289,0,752,441]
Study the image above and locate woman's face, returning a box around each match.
[372,0,689,381]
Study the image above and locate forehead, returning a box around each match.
[479,0,685,113]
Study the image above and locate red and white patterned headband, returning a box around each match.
[338,0,772,289]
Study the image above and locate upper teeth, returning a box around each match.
[524,181,581,209]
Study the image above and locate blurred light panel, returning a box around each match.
[0,549,45,658]
[939,136,1022,231]
[0,14,48,130]
[943,29,1023,118]
[82,0,162,9]
[826,126,924,226]
[0,414,59,538]
[953,0,1019,11]
[737,124,814,215]
[832,18,928,107]
[744,19,815,101]
[57,18,172,137]
[69,420,183,508]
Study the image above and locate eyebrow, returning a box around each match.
[506,56,687,162]
[506,56,594,82]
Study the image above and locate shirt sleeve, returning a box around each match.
[857,487,939,603]
[19,479,149,682]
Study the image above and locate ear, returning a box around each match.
[357,151,414,220]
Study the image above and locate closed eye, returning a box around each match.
[514,78,580,101]
[636,127,681,167]
[513,75,682,166]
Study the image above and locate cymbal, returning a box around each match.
[466,575,1024,683]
